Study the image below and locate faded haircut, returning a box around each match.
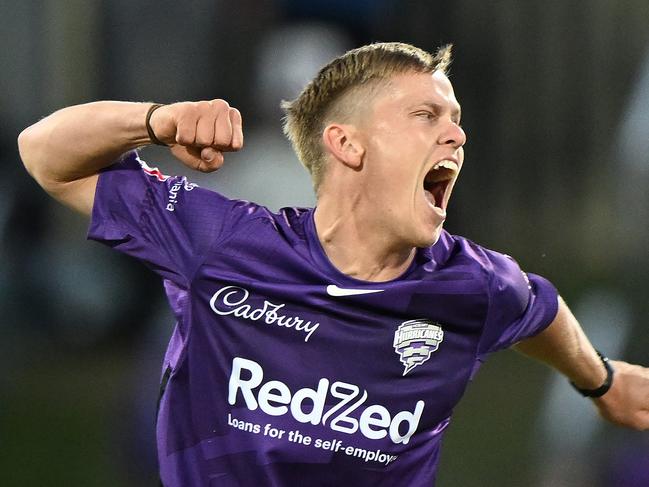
[281,42,452,192]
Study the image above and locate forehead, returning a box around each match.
[376,70,460,114]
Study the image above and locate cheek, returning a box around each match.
[367,131,399,163]
[365,132,422,203]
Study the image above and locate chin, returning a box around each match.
[413,225,443,248]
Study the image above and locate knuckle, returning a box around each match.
[176,129,194,145]
[176,134,190,145]
[195,100,212,113]
[230,108,242,126]
[211,99,230,112]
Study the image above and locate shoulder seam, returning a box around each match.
[474,246,495,360]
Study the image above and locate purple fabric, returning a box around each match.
[88,152,559,487]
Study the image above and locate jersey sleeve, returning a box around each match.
[87,151,234,285]
[477,249,559,357]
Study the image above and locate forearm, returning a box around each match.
[19,99,243,215]
[18,101,151,186]
[513,296,607,390]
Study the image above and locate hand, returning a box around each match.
[592,360,649,430]
[148,100,244,172]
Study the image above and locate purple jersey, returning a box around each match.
[88,152,558,487]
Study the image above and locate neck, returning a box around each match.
[313,195,416,282]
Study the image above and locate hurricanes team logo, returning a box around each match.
[393,320,444,376]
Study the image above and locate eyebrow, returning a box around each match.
[417,102,462,123]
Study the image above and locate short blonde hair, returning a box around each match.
[281,42,452,191]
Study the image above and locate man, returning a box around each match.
[18,42,649,486]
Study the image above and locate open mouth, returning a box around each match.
[423,160,457,210]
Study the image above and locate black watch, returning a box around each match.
[570,350,614,398]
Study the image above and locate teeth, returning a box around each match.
[432,160,457,171]
[425,160,457,184]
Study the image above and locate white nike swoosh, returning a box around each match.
[326,285,385,297]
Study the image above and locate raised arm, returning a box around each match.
[514,297,649,430]
[18,100,243,215]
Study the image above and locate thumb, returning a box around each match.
[170,145,224,172]
[201,147,219,162]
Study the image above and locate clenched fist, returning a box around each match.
[147,100,244,172]
[593,360,649,430]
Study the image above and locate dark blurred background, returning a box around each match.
[2,1,649,485]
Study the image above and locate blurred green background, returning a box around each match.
[2,1,649,485]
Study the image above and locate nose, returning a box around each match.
[438,121,466,148]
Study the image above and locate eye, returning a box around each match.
[415,111,435,120]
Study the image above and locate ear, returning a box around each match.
[322,123,365,169]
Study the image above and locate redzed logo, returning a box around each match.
[228,357,425,445]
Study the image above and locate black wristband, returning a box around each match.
[145,103,169,146]
[570,350,614,398]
